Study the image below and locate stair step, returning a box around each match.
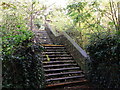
[42,52,69,54]
[39,37,48,39]
[46,79,87,87]
[42,44,64,47]
[45,71,83,77]
[37,30,46,32]
[44,47,65,49]
[43,63,77,68]
[41,42,52,44]
[45,49,67,52]
[46,75,85,82]
[43,60,75,64]
[43,58,73,61]
[43,55,72,57]
[38,32,48,34]
[41,44,90,88]
[44,67,80,72]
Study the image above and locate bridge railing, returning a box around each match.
[44,22,92,77]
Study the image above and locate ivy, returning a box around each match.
[1,1,45,88]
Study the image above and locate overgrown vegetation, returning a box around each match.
[45,0,120,88]
[1,1,45,88]
[2,40,45,88]
[86,33,120,88]
[48,0,119,47]
[1,0,120,88]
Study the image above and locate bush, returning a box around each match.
[2,39,45,89]
[2,28,34,55]
[86,33,120,88]
[1,13,45,88]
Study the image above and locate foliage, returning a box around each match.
[1,0,120,88]
[66,0,109,47]
[86,33,120,88]
[1,1,45,88]
[47,0,119,48]
[1,14,33,55]
[2,40,45,89]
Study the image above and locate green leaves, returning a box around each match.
[1,2,17,9]
[67,1,94,28]
[69,12,78,17]
[86,33,120,88]
[16,25,21,28]
[108,21,115,26]
[2,12,33,55]
[2,41,45,88]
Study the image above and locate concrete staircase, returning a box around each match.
[42,44,90,89]
[34,27,91,89]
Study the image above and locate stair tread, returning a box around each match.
[42,52,69,54]
[45,50,67,52]
[44,47,65,49]
[39,37,49,39]
[42,55,72,57]
[43,58,73,60]
[43,63,77,68]
[41,42,52,44]
[45,71,83,77]
[43,60,75,64]
[46,79,87,87]
[44,67,80,72]
[42,44,64,46]
[46,75,85,82]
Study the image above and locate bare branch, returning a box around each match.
[112,1,118,24]
[104,13,113,21]
[109,0,118,31]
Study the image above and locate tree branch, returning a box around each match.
[109,0,118,31]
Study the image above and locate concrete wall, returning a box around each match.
[45,23,91,75]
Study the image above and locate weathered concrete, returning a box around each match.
[32,24,53,44]
[45,23,91,74]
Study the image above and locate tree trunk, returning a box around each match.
[118,2,120,31]
[78,22,83,48]
[30,2,34,31]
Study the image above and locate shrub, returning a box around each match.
[2,39,45,89]
[86,33,120,88]
[1,13,45,88]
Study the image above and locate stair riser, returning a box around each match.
[44,47,65,49]
[43,61,75,65]
[43,45,64,46]
[44,66,79,70]
[43,56,72,58]
[43,57,73,60]
[43,52,69,55]
[46,80,88,88]
[45,74,84,79]
[44,67,80,73]
[45,71,83,77]
[44,50,66,52]
[46,76,85,82]
[43,64,77,68]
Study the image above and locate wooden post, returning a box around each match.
[118,2,120,31]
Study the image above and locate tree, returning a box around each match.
[118,2,120,31]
